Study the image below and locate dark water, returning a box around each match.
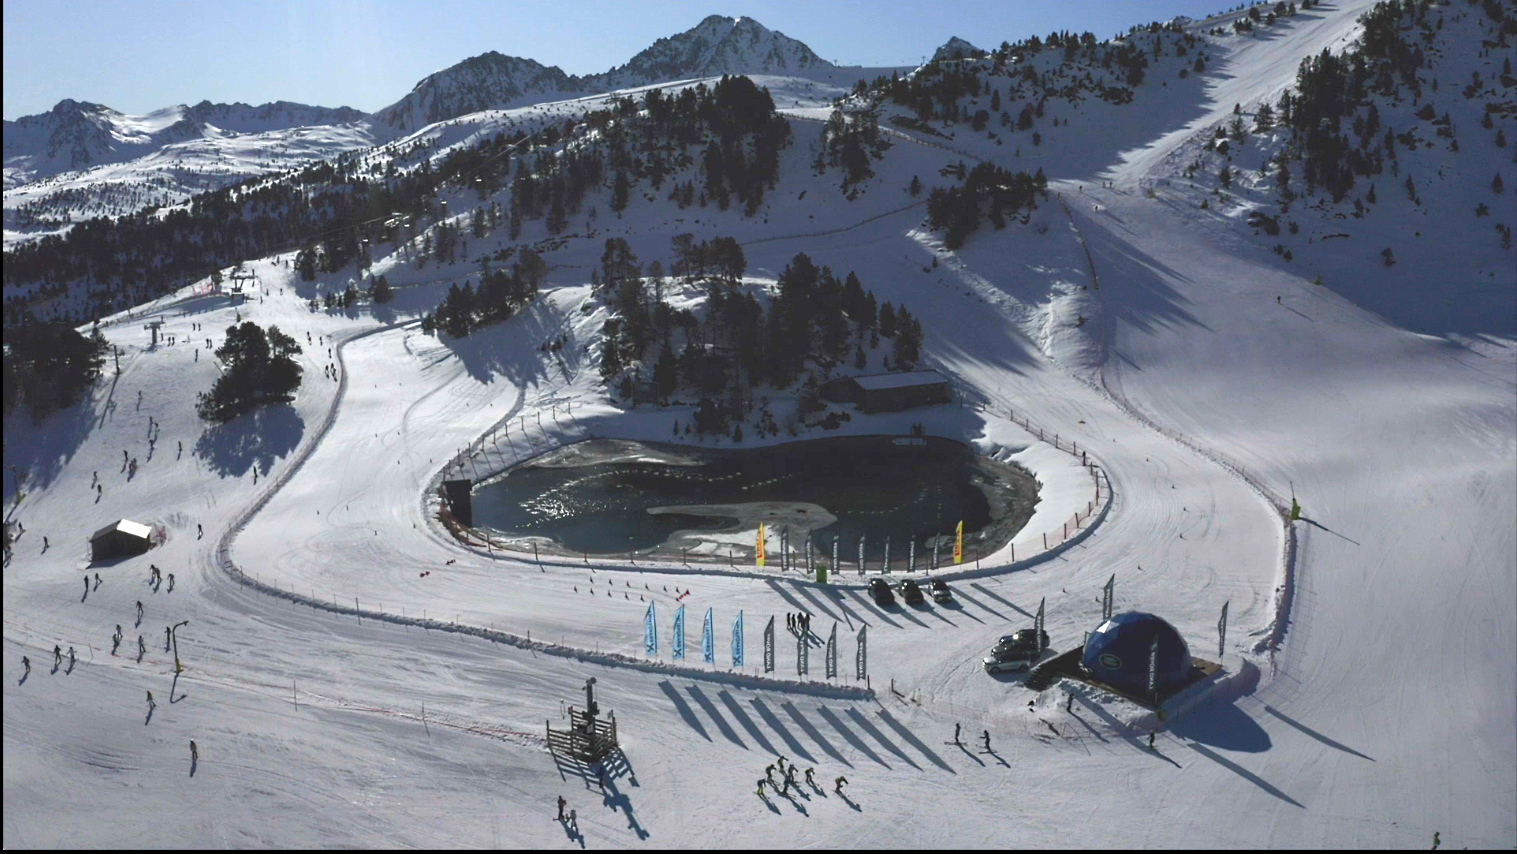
[472,436,1038,557]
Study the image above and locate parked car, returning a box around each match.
[929,578,953,604]
[868,577,896,606]
[995,628,1051,651]
[896,577,925,605]
[982,646,1043,673]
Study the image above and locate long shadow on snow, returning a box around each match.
[2,376,110,497]
[193,403,305,478]
[433,297,564,387]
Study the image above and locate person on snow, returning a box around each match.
[764,763,776,782]
[67,647,75,669]
[1148,731,1156,750]
[94,573,102,591]
[556,795,567,822]
[953,722,962,744]
[165,626,172,651]
[190,740,198,762]
[756,779,767,798]
[111,632,121,656]
[42,536,48,551]
[196,523,202,539]
[804,767,816,788]
[84,576,90,597]
[834,775,848,795]
[22,656,31,677]
[53,645,62,668]
[568,810,577,833]
[137,635,145,657]
[776,756,787,775]
[147,690,155,711]
[167,573,175,592]
[982,730,992,752]
[136,600,144,623]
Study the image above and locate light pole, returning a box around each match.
[170,620,189,673]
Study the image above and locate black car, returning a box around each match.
[995,628,1051,652]
[868,578,896,606]
[896,578,925,605]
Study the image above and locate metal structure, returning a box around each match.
[547,678,620,764]
[143,318,165,348]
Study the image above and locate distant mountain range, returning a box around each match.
[3,99,366,188]
[371,15,833,133]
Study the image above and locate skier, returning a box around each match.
[167,573,175,592]
[151,565,160,584]
[137,635,145,657]
[190,740,198,762]
[764,763,776,782]
[94,573,101,590]
[42,536,48,551]
[147,690,155,711]
[53,645,62,669]
[136,600,144,623]
[804,767,815,788]
[165,626,172,651]
[197,523,202,539]
[556,795,566,822]
[91,471,98,487]
[756,779,767,799]
[785,765,798,790]
[1148,731,1156,750]
[84,576,90,597]
[834,775,848,795]
[111,628,122,655]
[21,656,29,678]
[953,722,962,744]
[568,810,577,834]
[776,756,787,775]
[982,730,992,752]
[67,647,75,669]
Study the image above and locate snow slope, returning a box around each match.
[5,0,1514,848]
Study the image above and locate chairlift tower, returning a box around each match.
[143,318,165,348]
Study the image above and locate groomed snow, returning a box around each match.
[4,0,1513,847]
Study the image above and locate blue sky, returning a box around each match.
[4,0,1237,120]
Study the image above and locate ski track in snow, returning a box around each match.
[5,1,1514,846]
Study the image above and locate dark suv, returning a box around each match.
[896,578,925,606]
[868,578,896,606]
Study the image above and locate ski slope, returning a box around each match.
[5,0,1514,847]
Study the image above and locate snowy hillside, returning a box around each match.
[3,98,365,187]
[3,0,1514,849]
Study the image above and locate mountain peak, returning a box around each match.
[932,37,986,63]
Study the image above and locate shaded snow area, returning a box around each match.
[4,0,1514,848]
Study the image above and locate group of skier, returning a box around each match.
[785,612,812,635]
[754,755,847,802]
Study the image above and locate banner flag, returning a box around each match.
[644,601,658,656]
[826,623,838,679]
[1102,574,1115,621]
[702,607,714,663]
[756,523,766,567]
[857,535,866,576]
[763,616,774,673]
[780,528,789,572]
[798,622,809,676]
[805,537,813,575]
[1218,601,1229,659]
[673,604,686,660]
[954,521,964,565]
[883,538,891,574]
[856,625,867,680]
[831,537,839,575]
[909,538,916,573]
[1035,597,1046,656]
[931,536,940,570]
[733,610,744,667]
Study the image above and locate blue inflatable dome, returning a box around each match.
[1081,611,1192,695]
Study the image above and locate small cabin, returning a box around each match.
[820,370,952,413]
[90,519,154,562]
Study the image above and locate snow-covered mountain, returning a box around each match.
[931,36,986,62]
[373,15,834,134]
[3,98,364,188]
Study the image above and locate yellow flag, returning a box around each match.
[954,520,964,565]
[756,523,766,567]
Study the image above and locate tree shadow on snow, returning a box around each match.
[2,379,105,497]
[193,403,304,478]
[1168,701,1272,753]
[433,297,564,387]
